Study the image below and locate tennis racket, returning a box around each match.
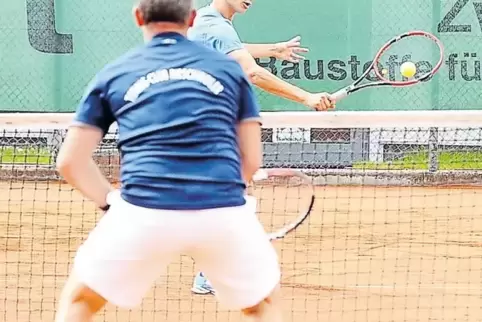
[331,30,444,101]
[249,168,315,241]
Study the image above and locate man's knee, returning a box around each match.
[68,284,107,314]
[241,285,280,318]
[242,300,267,316]
[57,274,107,319]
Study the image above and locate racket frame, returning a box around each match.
[331,30,445,101]
[249,168,315,241]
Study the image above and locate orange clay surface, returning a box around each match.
[1,181,482,322]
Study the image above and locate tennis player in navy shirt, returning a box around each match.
[54,0,281,321]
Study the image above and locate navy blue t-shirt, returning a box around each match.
[74,32,260,210]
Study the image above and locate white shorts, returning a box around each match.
[73,193,280,310]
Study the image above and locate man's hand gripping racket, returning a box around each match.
[330,30,444,102]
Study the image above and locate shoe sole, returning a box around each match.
[191,286,215,295]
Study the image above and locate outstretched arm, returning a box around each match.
[229,48,334,111]
[205,31,334,110]
[243,43,278,58]
[243,36,308,63]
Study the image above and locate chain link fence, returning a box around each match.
[1,0,482,112]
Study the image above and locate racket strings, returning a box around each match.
[376,36,442,82]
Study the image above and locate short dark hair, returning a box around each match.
[137,0,193,24]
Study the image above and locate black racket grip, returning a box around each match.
[331,88,349,101]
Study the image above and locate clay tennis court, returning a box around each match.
[2,176,482,322]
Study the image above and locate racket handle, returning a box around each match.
[331,88,349,101]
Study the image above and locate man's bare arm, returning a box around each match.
[243,36,308,62]
[237,120,262,183]
[56,125,115,208]
[230,48,309,103]
[243,43,279,59]
[229,48,334,110]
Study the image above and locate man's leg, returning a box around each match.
[192,198,282,322]
[55,273,106,322]
[55,198,184,322]
[192,196,258,296]
[241,285,282,322]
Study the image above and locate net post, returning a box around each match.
[428,127,439,173]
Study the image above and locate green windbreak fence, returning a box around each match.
[1,0,481,112]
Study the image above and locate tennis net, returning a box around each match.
[2,111,482,322]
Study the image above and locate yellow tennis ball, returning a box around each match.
[400,62,416,78]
